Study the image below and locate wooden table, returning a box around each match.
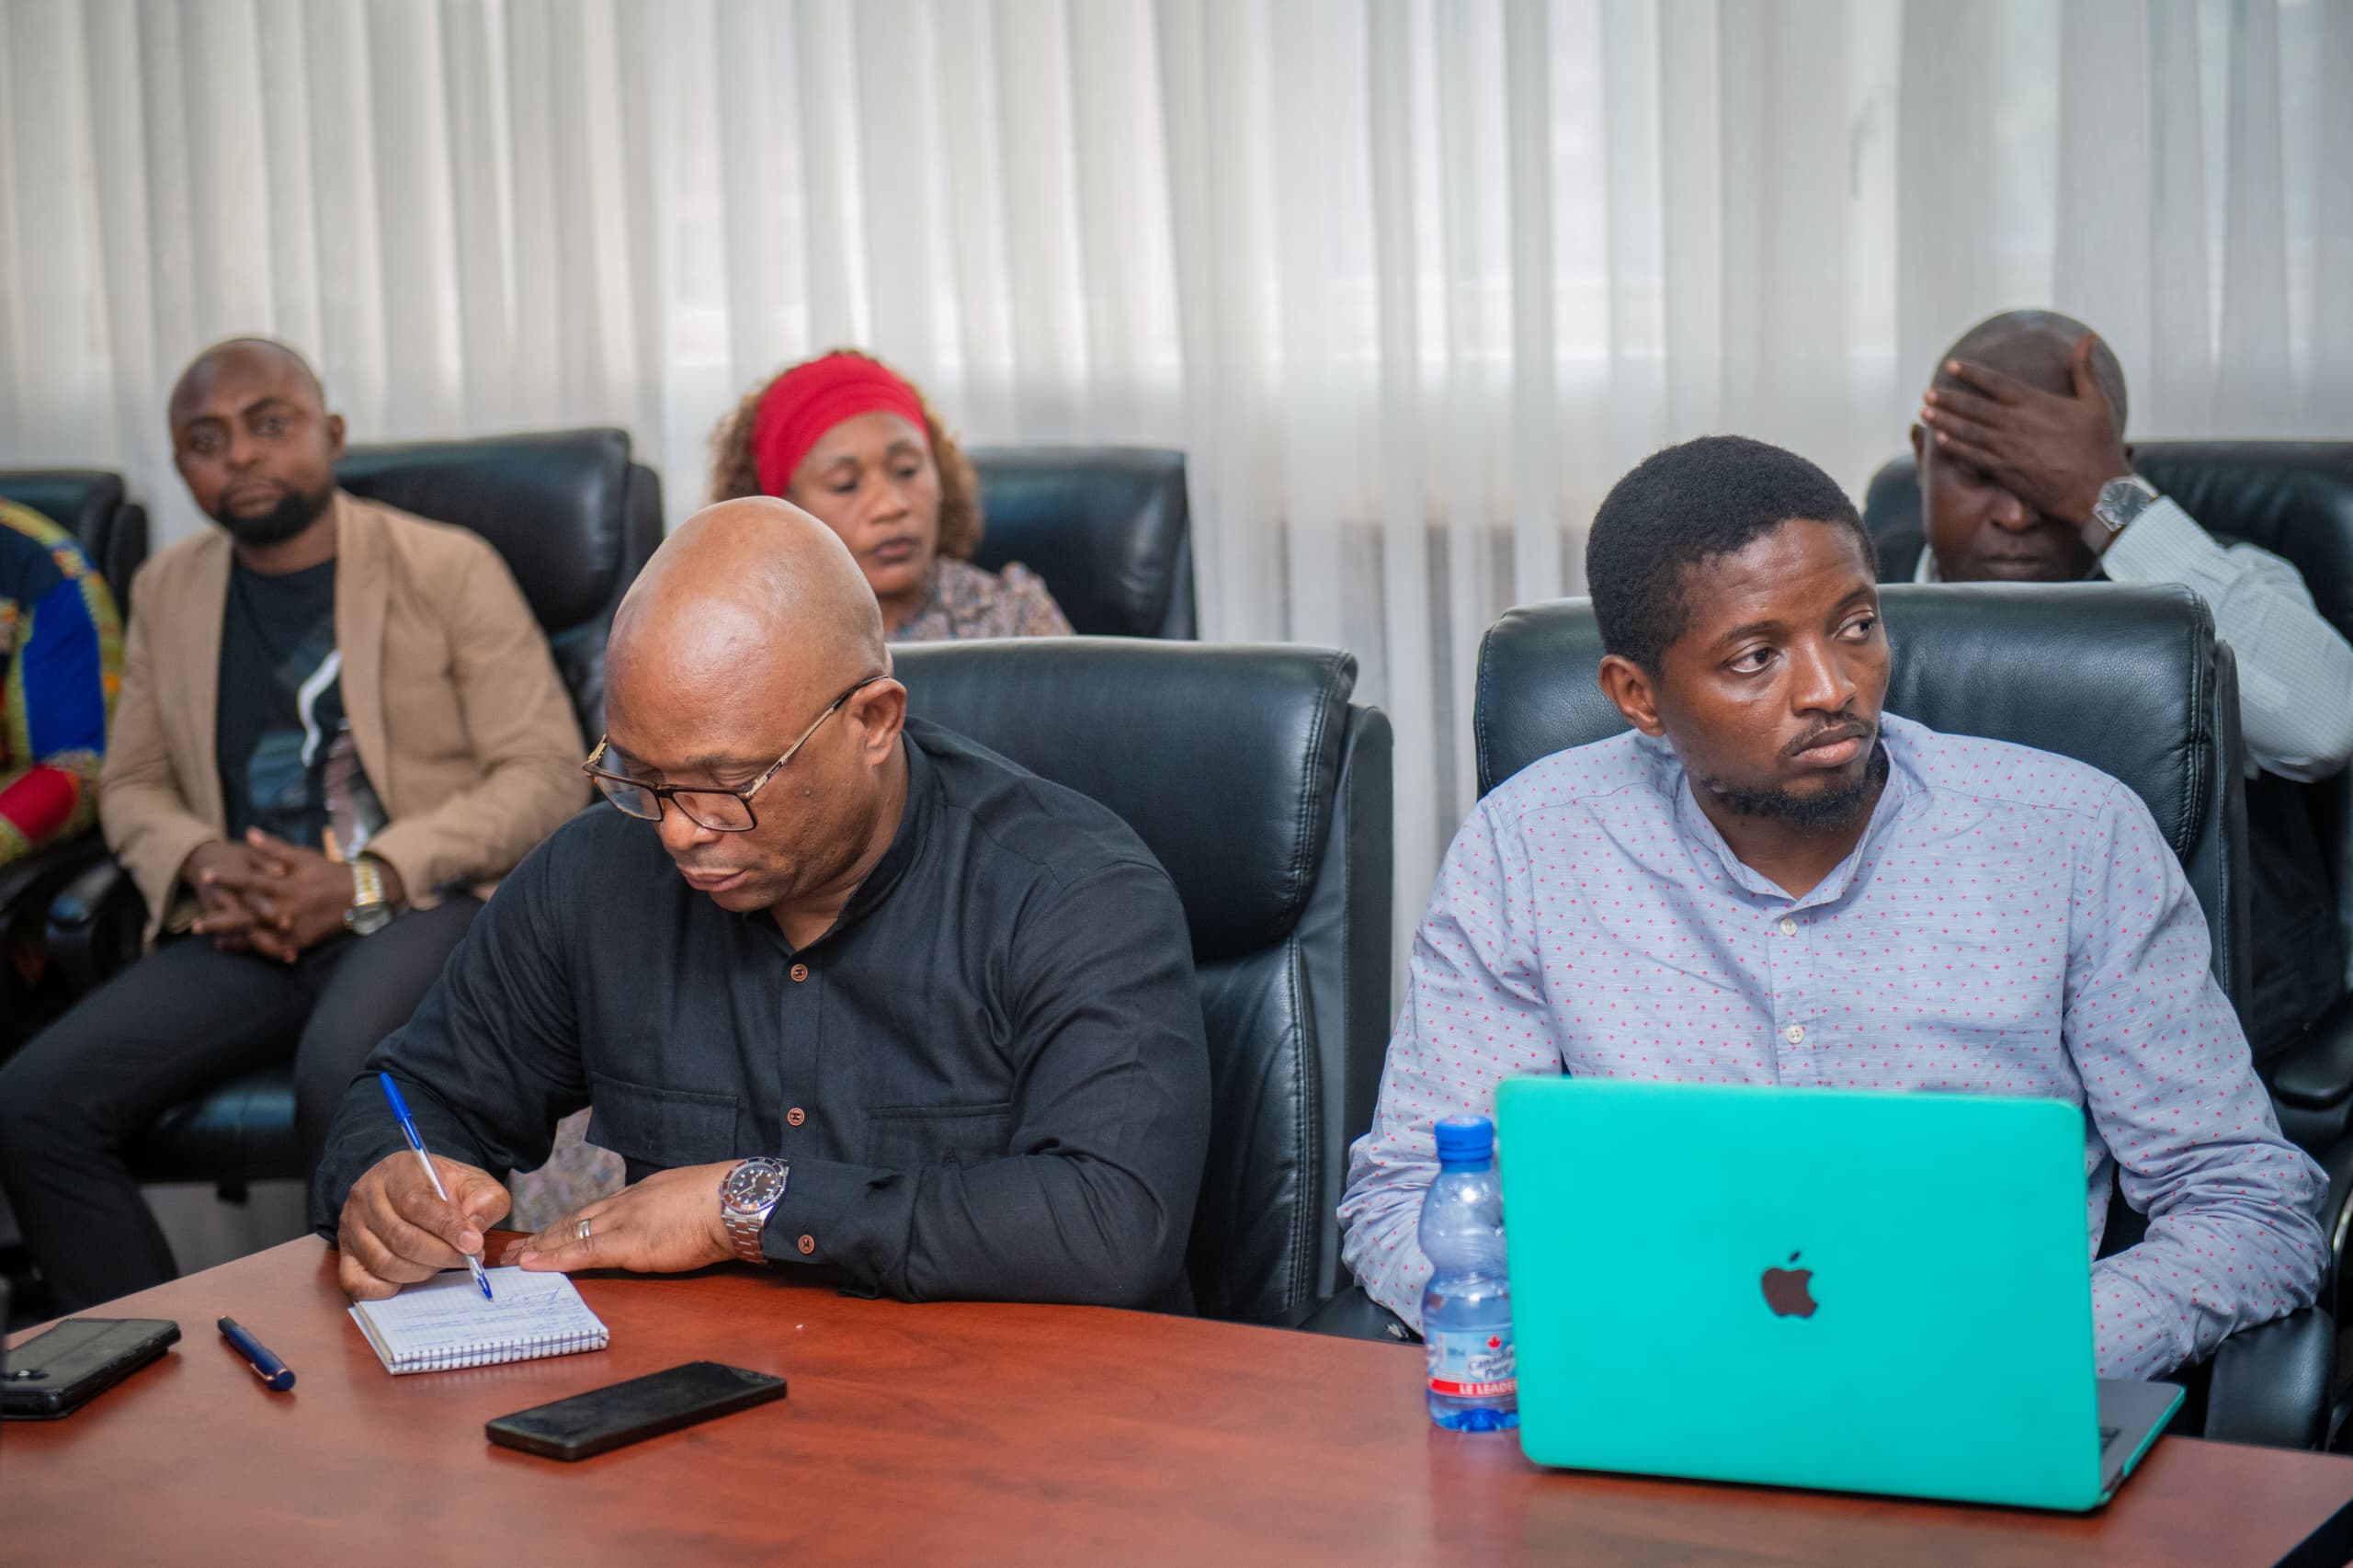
[8,1239,2351,1566]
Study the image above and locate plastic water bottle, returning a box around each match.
[1419,1114,1518,1431]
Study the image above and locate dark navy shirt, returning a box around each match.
[317,718,1211,1311]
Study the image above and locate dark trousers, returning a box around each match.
[0,897,478,1312]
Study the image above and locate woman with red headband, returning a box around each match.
[509,351,1075,1234]
[711,350,1071,640]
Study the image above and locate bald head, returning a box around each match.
[609,497,888,718]
[598,496,909,924]
[1931,310,2128,434]
[170,337,326,426]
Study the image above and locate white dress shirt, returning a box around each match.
[1913,494,2353,783]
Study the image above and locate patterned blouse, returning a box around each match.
[0,500,120,866]
[892,557,1072,642]
[503,554,1074,1232]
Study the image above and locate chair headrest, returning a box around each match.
[338,429,633,632]
[0,469,126,549]
[966,448,1191,638]
[893,638,1355,959]
[1474,582,2217,861]
[1866,443,2353,640]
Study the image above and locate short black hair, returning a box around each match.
[1586,435,1874,673]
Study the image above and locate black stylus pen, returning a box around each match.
[218,1316,296,1392]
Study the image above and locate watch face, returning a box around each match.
[346,903,394,936]
[725,1159,788,1212]
[2096,476,2158,532]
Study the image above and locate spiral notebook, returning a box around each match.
[348,1267,610,1375]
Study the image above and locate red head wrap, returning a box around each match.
[751,353,932,496]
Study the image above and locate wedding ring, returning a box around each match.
[576,1217,594,1242]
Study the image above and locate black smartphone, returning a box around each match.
[1,1318,181,1420]
[484,1360,787,1460]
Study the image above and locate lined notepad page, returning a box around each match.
[348,1267,610,1375]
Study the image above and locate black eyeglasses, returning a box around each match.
[581,676,887,833]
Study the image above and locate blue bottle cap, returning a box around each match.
[1433,1115,1494,1164]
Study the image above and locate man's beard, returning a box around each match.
[211,482,334,549]
[1697,741,1890,831]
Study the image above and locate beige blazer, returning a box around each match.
[101,490,589,938]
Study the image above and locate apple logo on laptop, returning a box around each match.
[1761,1251,1817,1318]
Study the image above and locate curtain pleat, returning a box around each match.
[4,0,2349,965]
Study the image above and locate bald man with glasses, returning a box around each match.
[315,497,1211,1312]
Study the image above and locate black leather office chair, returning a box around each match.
[893,638,1391,1324]
[0,468,149,613]
[0,469,149,1045]
[339,429,665,742]
[41,429,662,1193]
[965,448,1195,638]
[1463,582,2328,1449]
[1478,583,2250,1004]
[1865,445,2353,1151]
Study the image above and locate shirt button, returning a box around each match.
[796,1234,816,1256]
[1784,1024,1805,1045]
[1779,917,1798,937]
[790,962,809,983]
[786,1107,806,1128]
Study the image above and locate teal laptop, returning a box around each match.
[1493,1078,2182,1511]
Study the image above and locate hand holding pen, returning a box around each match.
[329,1074,513,1303]
[380,1074,495,1301]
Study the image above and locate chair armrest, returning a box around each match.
[2204,1306,2334,1449]
[2314,1134,2353,1325]
[2272,993,2353,1108]
[0,830,109,926]
[1289,1284,1420,1344]
[46,855,145,995]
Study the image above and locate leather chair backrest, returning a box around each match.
[1473,583,2249,1005]
[1867,442,2350,982]
[892,638,1392,1323]
[965,448,1196,639]
[337,430,663,738]
[0,468,150,610]
[1866,445,2353,642]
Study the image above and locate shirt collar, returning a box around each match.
[831,728,936,927]
[756,726,938,949]
[1660,728,1915,912]
[892,564,952,642]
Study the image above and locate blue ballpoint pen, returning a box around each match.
[218,1316,296,1391]
[379,1072,494,1301]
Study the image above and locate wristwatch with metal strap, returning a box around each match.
[344,855,394,937]
[2084,473,2160,553]
[720,1156,790,1265]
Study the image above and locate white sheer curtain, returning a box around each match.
[4,0,2349,939]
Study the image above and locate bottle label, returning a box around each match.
[1425,1325,1517,1400]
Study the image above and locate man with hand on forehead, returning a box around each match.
[1906,309,2353,1062]
[315,497,1211,1310]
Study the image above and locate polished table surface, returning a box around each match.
[8,1237,2352,1566]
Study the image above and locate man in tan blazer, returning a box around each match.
[0,338,586,1312]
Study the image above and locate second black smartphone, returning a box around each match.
[484,1360,787,1460]
[0,1318,181,1419]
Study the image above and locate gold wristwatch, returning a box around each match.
[344,856,394,937]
